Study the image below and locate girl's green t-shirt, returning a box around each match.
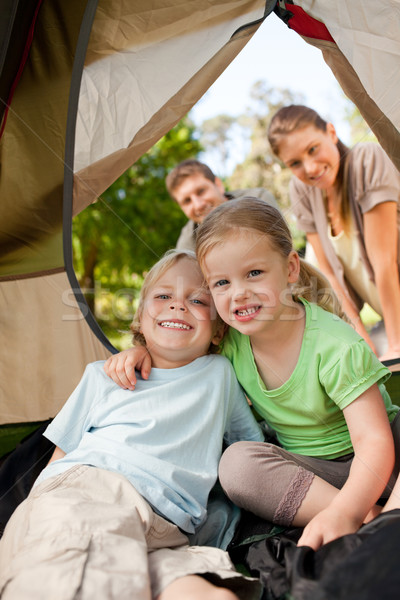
[221,299,396,459]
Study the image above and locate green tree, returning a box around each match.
[227,81,304,210]
[199,114,237,175]
[197,81,308,251]
[72,117,202,347]
[343,101,377,145]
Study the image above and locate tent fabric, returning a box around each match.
[72,0,272,213]
[1,271,110,424]
[0,0,85,278]
[0,422,53,536]
[0,0,112,428]
[296,1,400,134]
[274,1,400,170]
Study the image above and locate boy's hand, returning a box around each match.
[104,347,152,390]
[297,506,361,550]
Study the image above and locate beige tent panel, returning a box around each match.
[296,0,400,133]
[75,0,265,172]
[0,0,87,278]
[303,36,400,171]
[0,271,111,424]
[73,0,267,212]
[73,18,263,214]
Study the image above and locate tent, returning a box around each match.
[1,0,400,453]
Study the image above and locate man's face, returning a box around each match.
[172,173,227,224]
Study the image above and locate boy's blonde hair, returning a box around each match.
[196,197,348,321]
[130,249,224,353]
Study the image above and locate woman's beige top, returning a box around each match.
[328,217,382,315]
[291,142,400,312]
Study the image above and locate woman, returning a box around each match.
[268,104,400,361]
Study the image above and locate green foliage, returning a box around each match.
[72,118,202,348]
[227,81,304,208]
[343,102,377,145]
[221,81,306,248]
[199,114,238,173]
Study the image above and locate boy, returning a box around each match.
[0,250,263,600]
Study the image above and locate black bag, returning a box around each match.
[0,422,54,536]
[234,510,400,600]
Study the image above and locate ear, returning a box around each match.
[326,122,338,144]
[287,250,300,283]
[211,321,227,346]
[214,177,225,194]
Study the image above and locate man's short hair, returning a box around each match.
[166,160,216,196]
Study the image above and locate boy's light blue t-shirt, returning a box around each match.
[36,355,263,533]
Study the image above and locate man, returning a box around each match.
[166,159,278,251]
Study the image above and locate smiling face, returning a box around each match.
[277,123,340,191]
[202,229,300,342]
[172,173,227,224]
[139,257,221,368]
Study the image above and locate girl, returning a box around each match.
[105,199,400,552]
[267,104,400,361]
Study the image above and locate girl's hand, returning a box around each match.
[104,347,152,389]
[297,506,361,550]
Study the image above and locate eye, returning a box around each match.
[191,298,205,305]
[156,294,170,300]
[309,145,318,155]
[214,279,229,288]
[248,270,262,278]
[288,160,301,169]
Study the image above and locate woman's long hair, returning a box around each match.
[268,105,351,230]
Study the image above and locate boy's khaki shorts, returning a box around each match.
[0,465,261,600]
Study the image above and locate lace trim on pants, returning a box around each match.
[273,466,315,526]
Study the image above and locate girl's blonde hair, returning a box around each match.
[196,197,348,320]
[130,249,223,353]
[267,105,351,230]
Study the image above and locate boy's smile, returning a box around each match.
[140,258,221,368]
[158,319,193,331]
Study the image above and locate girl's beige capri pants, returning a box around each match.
[219,412,400,526]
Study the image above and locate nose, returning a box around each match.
[233,287,250,302]
[169,301,186,312]
[304,157,318,176]
[192,196,207,212]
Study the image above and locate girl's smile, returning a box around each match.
[203,229,301,341]
[234,304,262,322]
